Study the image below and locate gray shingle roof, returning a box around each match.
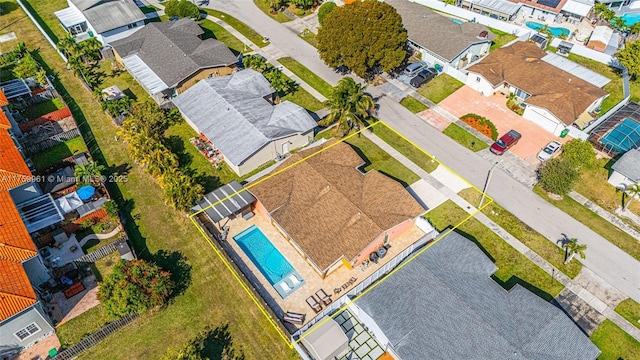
[70,0,145,34]
[386,0,494,61]
[612,147,640,182]
[110,19,238,88]
[356,232,600,360]
[172,69,317,166]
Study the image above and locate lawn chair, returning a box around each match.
[315,289,332,305]
[306,295,322,313]
[287,273,302,287]
[283,311,305,325]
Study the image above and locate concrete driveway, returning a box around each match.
[439,86,569,164]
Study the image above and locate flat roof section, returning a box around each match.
[195,180,256,223]
[541,52,611,88]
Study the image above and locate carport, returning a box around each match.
[192,180,256,225]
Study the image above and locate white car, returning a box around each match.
[537,140,562,162]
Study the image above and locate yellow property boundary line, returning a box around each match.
[188,120,494,349]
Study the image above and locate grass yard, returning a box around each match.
[8,1,295,358]
[56,305,109,348]
[97,60,147,100]
[417,74,464,104]
[253,0,292,23]
[286,3,313,17]
[426,201,565,301]
[344,133,420,187]
[489,27,517,51]
[590,320,640,359]
[199,18,248,55]
[399,96,428,113]
[442,123,489,151]
[91,251,121,282]
[278,57,333,98]
[534,185,640,261]
[459,189,582,278]
[19,98,65,120]
[202,9,270,47]
[298,31,318,48]
[615,299,640,330]
[371,123,438,173]
[20,0,68,43]
[280,82,324,112]
[31,136,88,171]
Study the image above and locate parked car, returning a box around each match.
[409,68,437,88]
[537,140,562,162]
[403,62,427,77]
[490,130,522,155]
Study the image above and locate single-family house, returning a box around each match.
[608,147,640,188]
[466,41,608,135]
[54,0,146,45]
[299,231,600,359]
[459,0,522,21]
[249,141,425,278]
[386,0,495,71]
[172,69,317,176]
[111,19,238,105]
[587,26,619,55]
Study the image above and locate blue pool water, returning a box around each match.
[621,13,640,26]
[525,21,570,37]
[234,225,294,285]
[599,118,640,154]
[449,17,464,24]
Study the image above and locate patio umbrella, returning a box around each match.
[77,185,95,201]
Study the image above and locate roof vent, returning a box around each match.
[326,185,331,190]
[568,78,572,83]
[357,211,362,217]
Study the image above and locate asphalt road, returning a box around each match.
[206,0,640,302]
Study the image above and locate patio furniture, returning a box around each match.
[279,281,293,294]
[306,295,322,313]
[63,281,85,299]
[315,289,332,305]
[287,273,302,287]
[283,311,305,325]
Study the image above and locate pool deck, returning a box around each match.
[217,212,426,331]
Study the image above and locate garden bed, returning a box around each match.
[459,113,498,140]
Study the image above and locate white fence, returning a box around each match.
[549,38,618,67]
[584,95,631,133]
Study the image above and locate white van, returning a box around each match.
[403,62,427,77]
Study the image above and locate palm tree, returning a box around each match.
[57,34,78,58]
[622,183,640,211]
[320,77,376,137]
[562,237,587,264]
[74,161,104,185]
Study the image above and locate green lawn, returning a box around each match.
[442,123,489,152]
[253,0,292,23]
[202,9,270,47]
[9,1,295,358]
[426,201,565,301]
[458,189,582,278]
[90,251,121,282]
[20,0,68,44]
[534,185,640,261]
[489,27,517,51]
[371,123,438,173]
[417,74,464,104]
[19,98,65,120]
[399,96,428,113]
[280,82,324,112]
[198,18,248,55]
[590,320,640,359]
[615,299,640,330]
[298,31,318,47]
[31,136,88,171]
[98,60,147,100]
[344,133,420,187]
[278,57,333,98]
[56,305,109,348]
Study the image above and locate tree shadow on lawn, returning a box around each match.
[19,0,59,44]
[200,323,245,360]
[153,250,192,299]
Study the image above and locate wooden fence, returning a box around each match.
[24,128,80,155]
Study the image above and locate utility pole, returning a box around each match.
[479,160,502,208]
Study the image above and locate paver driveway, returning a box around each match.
[439,86,569,164]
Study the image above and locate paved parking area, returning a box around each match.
[438,86,569,165]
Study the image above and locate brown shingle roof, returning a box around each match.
[0,129,32,190]
[467,41,608,125]
[250,141,424,271]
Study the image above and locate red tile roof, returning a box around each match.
[0,109,10,130]
[0,90,8,107]
[0,191,37,255]
[0,259,37,321]
[19,108,72,132]
[0,130,32,190]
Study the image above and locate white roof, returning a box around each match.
[467,0,522,16]
[590,26,614,44]
[55,192,83,214]
[54,6,86,28]
[541,52,611,88]
[121,55,169,95]
[300,318,349,360]
[561,0,594,17]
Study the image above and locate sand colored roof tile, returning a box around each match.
[250,141,424,270]
[467,41,608,125]
[0,259,37,321]
[0,130,31,190]
[0,90,8,107]
[0,190,37,256]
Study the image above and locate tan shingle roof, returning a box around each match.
[467,41,608,125]
[250,141,424,270]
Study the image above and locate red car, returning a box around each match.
[490,130,522,155]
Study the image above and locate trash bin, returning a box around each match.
[560,129,569,138]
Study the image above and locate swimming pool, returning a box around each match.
[525,21,570,37]
[622,13,640,26]
[234,225,294,285]
[599,118,640,154]
[449,17,464,24]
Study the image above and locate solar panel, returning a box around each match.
[537,0,561,8]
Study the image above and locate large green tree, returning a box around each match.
[98,259,174,319]
[561,139,595,169]
[617,40,640,79]
[164,0,200,19]
[538,157,580,195]
[320,77,375,136]
[317,0,407,77]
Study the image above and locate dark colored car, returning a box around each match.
[490,130,522,155]
[409,68,437,88]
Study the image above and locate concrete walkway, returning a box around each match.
[362,129,640,342]
[569,191,640,241]
[78,227,121,247]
